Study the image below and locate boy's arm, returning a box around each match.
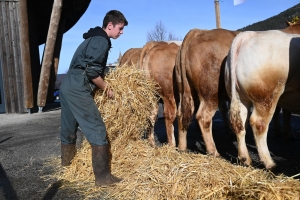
[91,76,106,90]
[85,37,109,79]
[91,76,114,98]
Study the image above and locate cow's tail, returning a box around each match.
[180,29,202,128]
[228,34,245,134]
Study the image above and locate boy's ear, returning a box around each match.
[107,22,114,30]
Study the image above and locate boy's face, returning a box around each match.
[106,22,125,39]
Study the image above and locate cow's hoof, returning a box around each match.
[177,145,187,152]
[264,162,277,171]
[207,151,220,157]
[239,157,252,166]
[177,148,187,153]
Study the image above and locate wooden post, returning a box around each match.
[214,0,221,29]
[47,16,66,103]
[18,0,34,112]
[37,0,63,111]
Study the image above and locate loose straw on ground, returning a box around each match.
[57,65,300,200]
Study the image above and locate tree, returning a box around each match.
[147,20,181,42]
[291,16,299,24]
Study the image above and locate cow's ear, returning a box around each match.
[286,20,293,26]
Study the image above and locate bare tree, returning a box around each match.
[147,20,181,42]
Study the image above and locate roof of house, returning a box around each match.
[34,0,91,45]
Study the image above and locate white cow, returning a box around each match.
[225,26,300,169]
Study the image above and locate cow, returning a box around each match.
[175,28,239,156]
[119,48,142,67]
[139,41,181,147]
[225,21,300,169]
[273,20,300,139]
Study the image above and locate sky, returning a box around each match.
[41,0,300,74]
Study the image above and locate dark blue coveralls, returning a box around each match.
[60,27,111,146]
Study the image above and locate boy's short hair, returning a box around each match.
[102,10,128,28]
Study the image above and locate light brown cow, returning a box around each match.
[140,41,181,147]
[175,28,239,156]
[119,48,142,67]
[225,21,300,169]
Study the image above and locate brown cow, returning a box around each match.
[175,22,298,156]
[138,41,161,69]
[140,41,181,147]
[175,28,239,156]
[119,48,142,67]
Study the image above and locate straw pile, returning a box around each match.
[58,65,300,200]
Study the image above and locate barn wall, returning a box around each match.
[0,61,5,113]
[0,0,26,113]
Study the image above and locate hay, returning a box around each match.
[58,65,300,200]
[93,65,160,143]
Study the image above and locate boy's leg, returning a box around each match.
[69,94,107,146]
[60,94,78,166]
[67,94,122,186]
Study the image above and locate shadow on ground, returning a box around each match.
[154,110,300,178]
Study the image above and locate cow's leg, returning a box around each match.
[196,101,219,157]
[177,112,187,151]
[177,94,193,151]
[233,101,251,166]
[177,99,187,151]
[273,106,282,137]
[218,98,233,135]
[147,103,159,147]
[163,97,177,147]
[250,104,277,169]
[282,109,294,139]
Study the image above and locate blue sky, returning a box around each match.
[43,0,299,74]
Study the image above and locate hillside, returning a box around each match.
[238,3,300,31]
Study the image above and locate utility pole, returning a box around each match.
[214,0,221,28]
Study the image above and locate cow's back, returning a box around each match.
[186,29,239,99]
[119,48,142,67]
[138,41,165,69]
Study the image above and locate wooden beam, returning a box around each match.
[18,0,33,110]
[47,16,66,103]
[37,0,63,109]
[1,1,14,113]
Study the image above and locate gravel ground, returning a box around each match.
[0,102,299,199]
[0,102,85,200]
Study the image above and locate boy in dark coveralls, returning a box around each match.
[59,10,128,187]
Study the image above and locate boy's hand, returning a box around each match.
[106,88,114,99]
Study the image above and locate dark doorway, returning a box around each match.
[0,61,6,113]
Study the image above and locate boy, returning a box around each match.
[59,10,128,186]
